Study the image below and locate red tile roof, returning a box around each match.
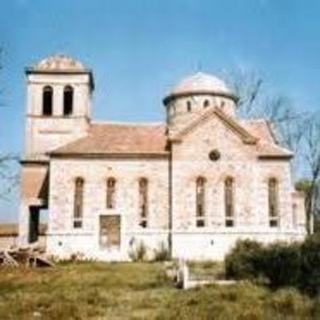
[50,123,168,156]
[49,117,291,159]
[241,120,292,158]
[240,119,275,143]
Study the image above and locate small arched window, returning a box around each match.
[187,100,192,112]
[106,178,116,209]
[268,178,279,227]
[225,177,235,227]
[203,99,210,108]
[196,177,206,227]
[63,85,73,116]
[74,177,84,228]
[139,178,148,228]
[42,86,53,116]
[169,105,176,122]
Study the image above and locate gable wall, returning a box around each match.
[167,95,235,137]
[171,114,296,232]
[170,114,305,259]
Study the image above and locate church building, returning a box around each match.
[19,55,306,261]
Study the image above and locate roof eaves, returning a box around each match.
[258,154,293,160]
[50,152,169,159]
[25,67,95,90]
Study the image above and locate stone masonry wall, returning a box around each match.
[25,73,91,159]
[170,113,306,260]
[47,157,169,260]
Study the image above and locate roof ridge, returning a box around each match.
[91,120,165,126]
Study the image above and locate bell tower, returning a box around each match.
[19,55,94,246]
[24,55,94,159]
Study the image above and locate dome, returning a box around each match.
[164,72,237,104]
[32,54,86,72]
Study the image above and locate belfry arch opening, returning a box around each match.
[42,86,53,116]
[63,85,74,116]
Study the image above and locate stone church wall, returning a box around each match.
[47,157,169,260]
[170,114,306,260]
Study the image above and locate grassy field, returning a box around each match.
[0,262,319,320]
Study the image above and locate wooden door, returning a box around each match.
[99,215,121,248]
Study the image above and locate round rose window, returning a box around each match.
[209,149,221,161]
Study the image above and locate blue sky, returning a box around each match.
[0,0,319,222]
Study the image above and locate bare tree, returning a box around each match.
[263,96,306,157]
[224,69,263,118]
[300,115,320,234]
[226,68,319,233]
[0,48,19,200]
[225,69,305,156]
[0,47,3,107]
[0,155,19,201]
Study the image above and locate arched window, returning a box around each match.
[42,86,53,116]
[196,177,206,227]
[106,178,116,209]
[171,105,176,115]
[225,177,235,227]
[74,177,84,228]
[268,178,279,227]
[187,100,192,112]
[139,178,148,228]
[203,99,210,108]
[63,85,73,116]
[168,105,176,124]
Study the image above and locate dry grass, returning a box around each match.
[0,262,318,320]
[188,260,225,280]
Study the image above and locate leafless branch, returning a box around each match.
[224,69,264,118]
[0,154,19,201]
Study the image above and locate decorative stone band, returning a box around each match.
[25,67,95,90]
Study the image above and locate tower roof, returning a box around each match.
[163,72,237,105]
[25,54,94,89]
[31,54,86,72]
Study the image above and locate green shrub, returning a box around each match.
[300,234,320,296]
[225,239,264,280]
[262,242,301,289]
[225,240,301,289]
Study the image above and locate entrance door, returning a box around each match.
[29,206,39,243]
[99,215,121,249]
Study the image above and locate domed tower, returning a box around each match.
[163,72,238,134]
[24,55,94,160]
